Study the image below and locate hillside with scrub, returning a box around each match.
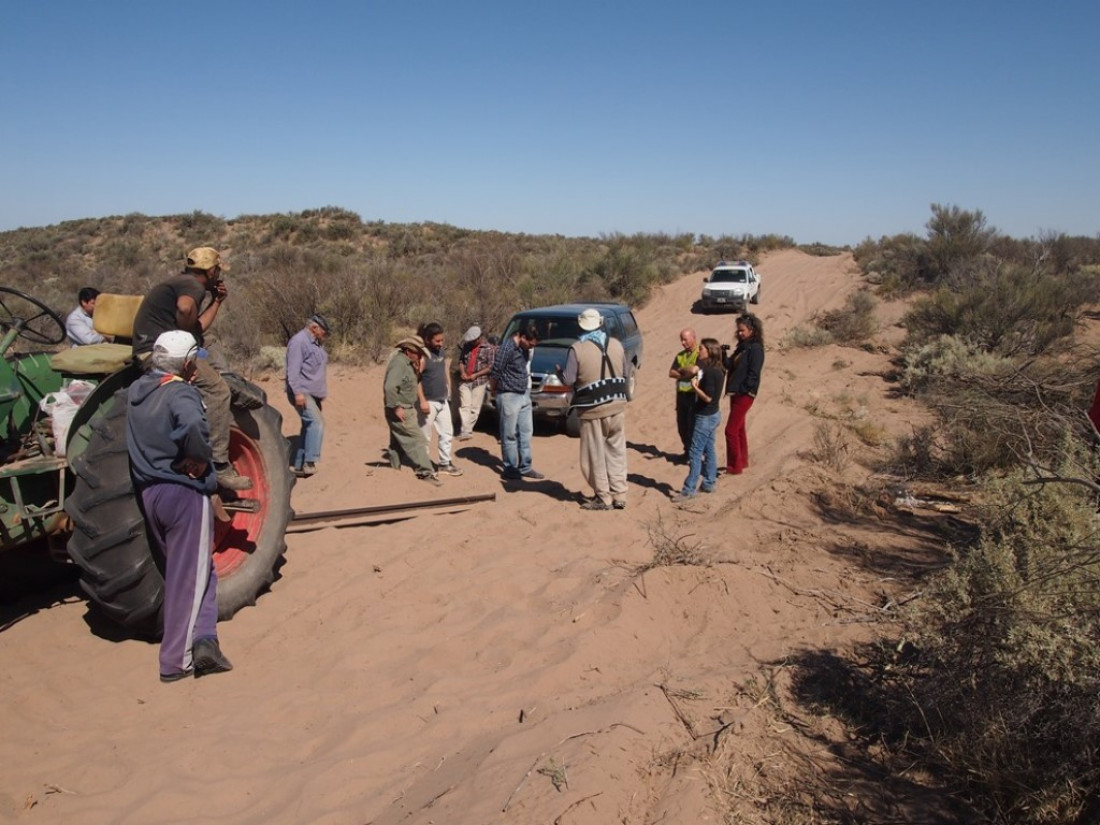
[1,205,1100,824]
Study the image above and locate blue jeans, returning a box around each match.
[290,393,324,468]
[497,391,533,474]
[681,410,719,495]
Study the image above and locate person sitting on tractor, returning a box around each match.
[65,286,111,347]
[130,247,251,491]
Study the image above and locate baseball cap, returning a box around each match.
[185,247,230,272]
[153,330,199,360]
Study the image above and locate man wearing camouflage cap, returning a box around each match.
[131,247,250,491]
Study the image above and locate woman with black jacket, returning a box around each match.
[722,313,764,475]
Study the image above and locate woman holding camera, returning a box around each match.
[723,314,764,476]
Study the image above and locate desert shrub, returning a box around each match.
[816,289,878,343]
[894,350,1100,478]
[896,474,1100,823]
[812,421,851,472]
[923,203,997,283]
[901,335,1016,394]
[177,210,225,238]
[798,242,847,257]
[854,231,928,295]
[781,325,833,349]
[780,291,878,349]
[903,262,1096,356]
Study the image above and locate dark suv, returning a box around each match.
[491,303,643,434]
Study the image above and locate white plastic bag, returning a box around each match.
[65,379,95,405]
[39,391,80,457]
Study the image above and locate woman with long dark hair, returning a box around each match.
[723,314,764,475]
[671,337,725,501]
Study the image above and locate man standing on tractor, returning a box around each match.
[126,330,234,683]
[131,247,251,491]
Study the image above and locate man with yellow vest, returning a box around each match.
[668,327,700,463]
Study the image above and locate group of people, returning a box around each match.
[381,323,498,485]
[668,316,765,502]
[380,307,632,511]
[67,245,764,681]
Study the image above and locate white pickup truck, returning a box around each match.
[699,260,760,312]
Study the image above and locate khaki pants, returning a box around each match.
[456,382,487,436]
[579,411,627,506]
[386,407,433,475]
[191,358,233,466]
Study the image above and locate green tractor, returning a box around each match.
[0,286,294,634]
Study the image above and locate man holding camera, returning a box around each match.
[131,247,251,491]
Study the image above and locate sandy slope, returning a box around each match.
[1,249,929,824]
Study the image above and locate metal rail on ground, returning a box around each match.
[286,492,497,532]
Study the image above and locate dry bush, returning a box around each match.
[781,291,878,350]
[780,325,833,350]
[816,289,879,344]
[895,474,1100,823]
[812,422,851,473]
[635,512,714,573]
[896,352,1100,478]
[902,262,1098,357]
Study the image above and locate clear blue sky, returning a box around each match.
[2,1,1097,245]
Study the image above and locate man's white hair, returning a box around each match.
[150,350,191,375]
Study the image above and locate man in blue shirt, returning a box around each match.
[489,324,544,480]
[285,314,330,477]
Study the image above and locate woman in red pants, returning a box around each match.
[722,314,764,475]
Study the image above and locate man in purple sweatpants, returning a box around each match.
[127,330,234,682]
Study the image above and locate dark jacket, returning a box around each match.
[126,370,216,493]
[723,339,764,397]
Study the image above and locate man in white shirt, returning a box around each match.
[65,287,110,347]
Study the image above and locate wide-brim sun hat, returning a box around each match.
[395,335,429,357]
[577,308,603,331]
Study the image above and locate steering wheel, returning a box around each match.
[0,286,68,346]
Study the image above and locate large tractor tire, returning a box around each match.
[66,387,295,635]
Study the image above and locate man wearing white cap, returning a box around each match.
[126,330,233,682]
[455,325,493,441]
[560,308,630,510]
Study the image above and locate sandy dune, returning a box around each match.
[1,249,927,823]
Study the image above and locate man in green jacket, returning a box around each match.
[382,335,442,486]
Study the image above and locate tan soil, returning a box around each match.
[1,249,942,823]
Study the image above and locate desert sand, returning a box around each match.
[1,249,931,823]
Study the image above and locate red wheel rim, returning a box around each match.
[212,426,271,579]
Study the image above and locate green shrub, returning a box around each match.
[780,325,834,349]
[899,474,1100,823]
[903,263,1096,356]
[817,290,878,343]
[901,335,1016,394]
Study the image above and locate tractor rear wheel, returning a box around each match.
[66,388,295,635]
